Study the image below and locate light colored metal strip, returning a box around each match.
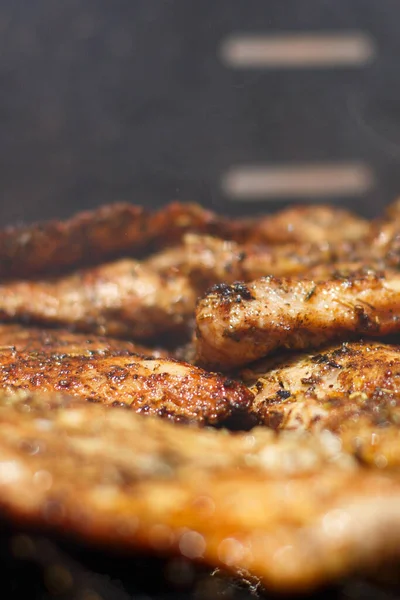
[222,163,374,200]
[219,32,376,68]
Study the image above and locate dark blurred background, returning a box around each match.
[0,0,399,225]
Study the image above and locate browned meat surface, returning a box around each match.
[242,341,400,467]
[0,201,370,280]
[0,390,400,593]
[146,234,353,288]
[0,348,252,425]
[195,269,400,369]
[242,204,370,245]
[0,259,196,340]
[0,202,225,279]
[0,323,168,358]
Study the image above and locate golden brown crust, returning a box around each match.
[242,341,400,467]
[195,268,400,369]
[0,259,196,340]
[0,390,399,593]
[0,348,252,425]
[0,202,224,279]
[0,202,369,280]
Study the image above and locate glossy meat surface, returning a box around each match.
[0,390,399,593]
[195,269,400,369]
[0,259,196,340]
[0,349,252,425]
[242,341,400,467]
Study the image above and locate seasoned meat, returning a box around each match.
[146,234,353,288]
[0,390,400,593]
[242,341,400,467]
[0,259,196,340]
[0,348,252,425]
[195,268,400,369]
[0,202,224,279]
[0,323,168,358]
[243,204,370,245]
[0,202,369,280]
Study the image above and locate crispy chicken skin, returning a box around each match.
[0,348,252,425]
[195,269,400,369]
[0,259,196,340]
[0,324,168,358]
[0,390,400,593]
[242,341,400,467]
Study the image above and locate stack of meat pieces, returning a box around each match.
[2,199,400,594]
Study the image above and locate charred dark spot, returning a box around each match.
[354,304,380,332]
[222,378,236,389]
[276,389,291,400]
[111,401,129,408]
[301,377,319,385]
[311,354,342,368]
[57,379,72,389]
[304,286,316,301]
[209,282,254,302]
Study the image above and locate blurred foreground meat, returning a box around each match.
[0,348,252,425]
[195,268,400,369]
[242,340,400,467]
[0,390,399,593]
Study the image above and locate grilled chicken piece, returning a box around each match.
[0,259,196,340]
[0,202,225,279]
[242,341,400,467]
[1,390,400,593]
[195,268,400,369]
[243,204,370,246]
[0,323,168,358]
[0,201,370,280]
[0,347,252,425]
[146,234,353,288]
